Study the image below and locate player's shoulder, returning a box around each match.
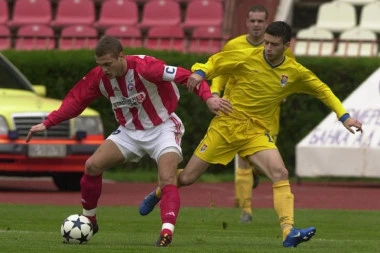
[225,34,247,44]
[222,35,248,50]
[240,47,263,56]
[284,57,310,74]
[87,66,104,79]
[284,56,301,67]
[127,55,165,72]
[128,54,163,64]
[77,66,104,86]
[127,55,148,64]
[218,47,261,63]
[227,47,263,57]
[284,47,295,59]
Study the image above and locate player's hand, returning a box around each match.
[26,123,47,143]
[206,97,232,116]
[343,117,362,134]
[187,73,203,92]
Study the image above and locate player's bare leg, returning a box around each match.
[81,140,125,234]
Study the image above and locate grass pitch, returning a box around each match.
[0,204,379,253]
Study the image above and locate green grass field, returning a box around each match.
[0,204,379,253]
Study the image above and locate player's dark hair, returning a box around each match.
[265,21,291,43]
[95,35,123,58]
[247,5,268,20]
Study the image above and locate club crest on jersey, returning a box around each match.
[200,144,207,153]
[280,74,288,87]
[127,82,134,91]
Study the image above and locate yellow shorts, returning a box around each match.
[194,116,277,165]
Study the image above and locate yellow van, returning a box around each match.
[0,53,104,191]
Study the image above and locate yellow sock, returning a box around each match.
[235,167,253,215]
[273,180,294,240]
[155,169,183,198]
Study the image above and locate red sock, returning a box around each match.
[160,184,180,227]
[80,172,102,223]
[161,228,172,234]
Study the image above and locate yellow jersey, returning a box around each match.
[192,47,347,132]
[211,34,295,96]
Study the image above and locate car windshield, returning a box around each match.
[0,54,34,92]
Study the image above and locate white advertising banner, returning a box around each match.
[296,67,380,178]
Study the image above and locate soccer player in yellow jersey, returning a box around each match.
[210,4,296,224]
[140,21,362,248]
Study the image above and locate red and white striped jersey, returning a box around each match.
[43,55,212,130]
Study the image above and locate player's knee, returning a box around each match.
[158,174,177,188]
[84,158,103,176]
[272,167,288,181]
[177,174,195,186]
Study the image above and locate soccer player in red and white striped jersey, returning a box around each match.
[26,35,232,247]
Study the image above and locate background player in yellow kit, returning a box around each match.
[141,21,363,247]
[210,4,296,224]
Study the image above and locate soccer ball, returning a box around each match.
[60,214,93,244]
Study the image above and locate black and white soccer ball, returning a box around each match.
[60,214,93,244]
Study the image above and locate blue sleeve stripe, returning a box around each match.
[194,70,206,78]
[339,113,350,123]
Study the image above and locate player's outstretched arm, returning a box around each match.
[25,123,47,143]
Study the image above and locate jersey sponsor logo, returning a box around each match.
[163,65,177,81]
[111,92,146,109]
[280,74,288,87]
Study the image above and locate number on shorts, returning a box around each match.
[265,133,274,143]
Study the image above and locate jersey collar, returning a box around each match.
[263,50,285,68]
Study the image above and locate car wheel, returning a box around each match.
[52,172,83,191]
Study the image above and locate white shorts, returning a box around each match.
[107,113,184,163]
